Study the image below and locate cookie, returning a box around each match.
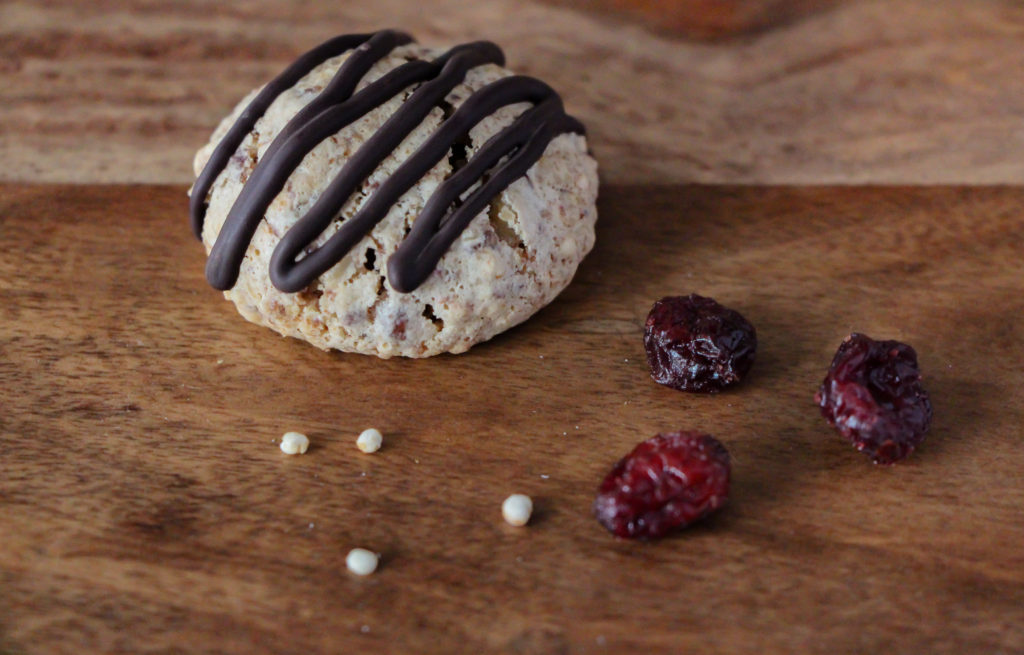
[189,30,598,358]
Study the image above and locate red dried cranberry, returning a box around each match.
[644,294,756,393]
[815,333,932,464]
[594,431,731,539]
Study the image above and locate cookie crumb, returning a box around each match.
[502,494,533,527]
[280,431,310,455]
[346,548,380,576]
[357,428,383,453]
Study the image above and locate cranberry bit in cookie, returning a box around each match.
[815,333,932,465]
[594,431,730,539]
[644,294,757,392]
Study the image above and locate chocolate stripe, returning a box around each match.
[206,46,458,290]
[268,42,506,292]
[189,31,406,238]
[192,30,585,294]
[391,108,576,292]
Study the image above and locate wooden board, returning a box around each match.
[1,183,1022,654]
[3,0,1024,186]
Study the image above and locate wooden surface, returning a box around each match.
[4,0,1024,653]
[1,183,1023,654]
[4,0,1024,185]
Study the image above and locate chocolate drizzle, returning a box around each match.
[190,29,585,294]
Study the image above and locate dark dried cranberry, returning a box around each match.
[815,333,932,464]
[643,294,756,393]
[594,431,731,539]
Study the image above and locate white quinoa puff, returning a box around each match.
[191,42,598,358]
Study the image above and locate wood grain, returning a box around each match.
[3,0,1024,185]
[1,183,1023,654]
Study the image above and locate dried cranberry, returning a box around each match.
[815,333,932,464]
[644,294,756,393]
[594,431,731,539]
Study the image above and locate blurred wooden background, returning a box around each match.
[2,0,1023,185]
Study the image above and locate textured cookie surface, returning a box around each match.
[191,41,598,358]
